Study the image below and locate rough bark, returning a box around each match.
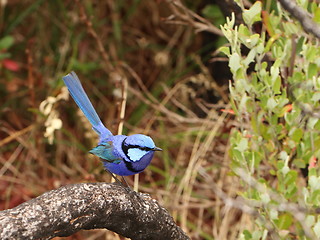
[0,182,189,240]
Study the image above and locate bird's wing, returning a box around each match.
[89,142,121,163]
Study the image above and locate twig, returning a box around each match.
[76,0,114,72]
[278,0,320,39]
[117,76,128,136]
[0,124,34,147]
[234,168,317,240]
[198,167,317,239]
[166,0,223,36]
[26,42,35,107]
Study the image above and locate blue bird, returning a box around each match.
[63,71,161,177]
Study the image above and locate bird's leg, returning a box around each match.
[105,169,132,191]
[105,169,122,185]
[105,170,149,204]
[121,176,129,187]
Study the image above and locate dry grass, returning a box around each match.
[0,1,253,239]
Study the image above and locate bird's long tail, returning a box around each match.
[62,71,113,138]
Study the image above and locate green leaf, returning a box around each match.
[313,219,320,238]
[249,34,260,48]
[314,7,320,24]
[272,76,281,94]
[201,4,224,27]
[309,176,320,191]
[305,45,318,61]
[270,209,278,220]
[202,4,218,19]
[311,189,320,205]
[260,192,270,203]
[231,149,243,162]
[293,158,306,168]
[236,138,248,152]
[314,119,320,130]
[270,65,280,84]
[305,215,315,228]
[243,48,256,66]
[218,46,230,56]
[71,59,100,73]
[242,230,252,240]
[267,98,277,110]
[0,36,14,50]
[279,151,288,161]
[238,24,251,37]
[229,52,241,73]
[311,92,320,102]
[289,127,303,143]
[283,22,299,35]
[276,214,293,230]
[284,170,297,185]
[281,165,290,175]
[308,63,318,79]
[243,1,262,26]
[307,117,318,129]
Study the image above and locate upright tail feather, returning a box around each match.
[62,72,113,138]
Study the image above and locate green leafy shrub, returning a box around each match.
[221,1,320,239]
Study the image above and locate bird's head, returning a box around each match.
[121,134,162,162]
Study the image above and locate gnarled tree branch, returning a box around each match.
[0,183,189,240]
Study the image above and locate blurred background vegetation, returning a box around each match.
[0,1,232,239]
[2,0,320,239]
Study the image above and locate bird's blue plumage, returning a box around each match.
[62,72,113,142]
[62,71,161,176]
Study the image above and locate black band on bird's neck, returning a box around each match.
[121,137,130,159]
[121,137,144,173]
[124,160,142,173]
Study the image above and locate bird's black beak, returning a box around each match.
[153,147,162,151]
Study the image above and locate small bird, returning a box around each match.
[63,71,161,177]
